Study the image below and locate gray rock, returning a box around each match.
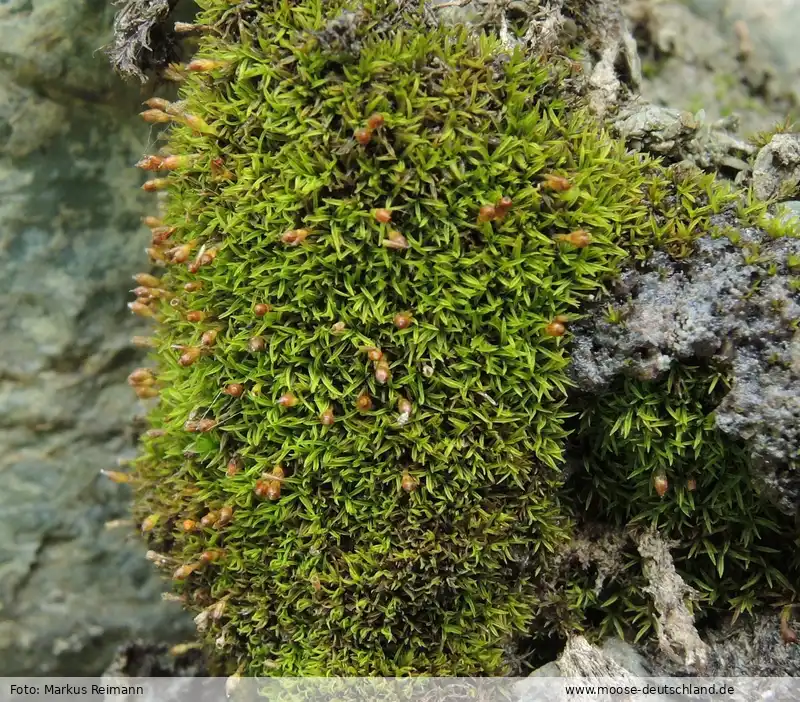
[612,104,756,173]
[623,0,797,139]
[570,225,800,514]
[0,0,193,676]
[752,133,800,201]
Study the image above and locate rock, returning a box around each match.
[623,0,797,138]
[612,104,755,173]
[752,133,800,201]
[570,226,800,515]
[0,0,193,676]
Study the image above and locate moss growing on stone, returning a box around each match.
[127,0,797,676]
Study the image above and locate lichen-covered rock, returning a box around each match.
[0,0,194,676]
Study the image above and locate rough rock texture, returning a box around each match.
[636,532,709,671]
[752,133,800,201]
[647,612,800,677]
[0,0,193,676]
[623,0,798,138]
[570,226,800,514]
[611,104,755,176]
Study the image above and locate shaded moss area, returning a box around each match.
[565,363,799,645]
[129,0,796,676]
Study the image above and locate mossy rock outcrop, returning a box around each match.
[123,0,800,676]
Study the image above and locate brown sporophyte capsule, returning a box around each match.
[654,472,669,498]
[136,155,164,171]
[248,336,266,353]
[320,407,335,426]
[366,113,385,130]
[254,303,271,316]
[544,321,566,337]
[494,196,513,219]
[201,329,218,346]
[173,563,200,580]
[142,178,169,192]
[140,109,171,124]
[200,511,219,527]
[278,393,298,408]
[179,347,201,366]
[255,479,281,500]
[382,230,408,250]
[186,310,205,323]
[556,229,592,248]
[541,173,571,192]
[477,205,496,223]
[129,300,155,317]
[401,471,419,493]
[144,97,171,111]
[375,361,391,385]
[281,229,310,245]
[374,208,392,223]
[356,389,373,412]
[186,58,227,72]
[217,505,234,526]
[224,383,245,398]
[226,457,242,477]
[355,128,372,146]
[393,312,413,329]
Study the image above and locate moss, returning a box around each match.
[126,0,796,676]
[566,364,798,638]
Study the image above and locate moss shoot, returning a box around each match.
[126,0,797,676]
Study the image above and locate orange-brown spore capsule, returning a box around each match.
[542,173,571,192]
[278,393,298,408]
[201,329,218,347]
[136,155,164,171]
[544,321,566,337]
[186,310,205,323]
[382,230,408,250]
[654,473,669,498]
[179,347,201,366]
[393,312,413,329]
[224,383,245,398]
[226,457,242,477]
[366,113,385,130]
[320,407,335,426]
[254,303,271,316]
[142,178,169,192]
[248,336,266,353]
[217,505,234,526]
[186,58,226,72]
[374,208,392,223]
[282,228,310,246]
[200,511,219,528]
[140,109,171,124]
[401,471,419,493]
[355,128,372,146]
[477,205,496,223]
[557,229,592,248]
[356,390,373,412]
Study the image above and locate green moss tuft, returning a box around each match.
[127,0,796,676]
